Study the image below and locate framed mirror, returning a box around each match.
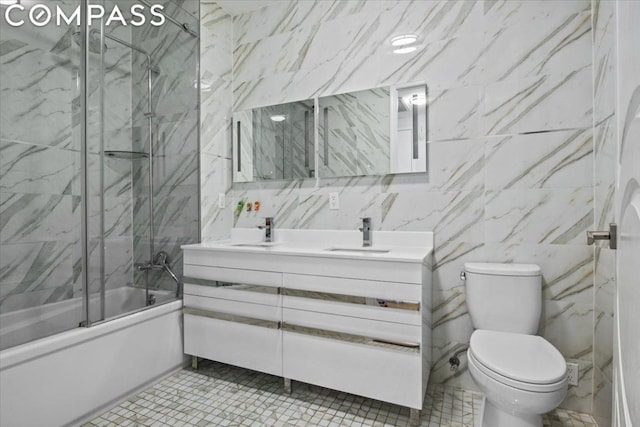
[232,100,315,182]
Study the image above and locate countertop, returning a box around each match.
[182,229,433,265]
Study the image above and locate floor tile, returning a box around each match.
[88,361,599,427]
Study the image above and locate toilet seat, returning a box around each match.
[469,330,567,393]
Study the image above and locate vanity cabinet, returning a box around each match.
[182,265,283,376]
[182,230,432,419]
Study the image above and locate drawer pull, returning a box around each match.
[282,322,419,353]
[183,307,280,329]
[372,338,420,349]
[184,277,280,295]
[283,288,419,311]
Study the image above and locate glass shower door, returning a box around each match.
[83,0,200,324]
[84,0,152,324]
[0,0,85,348]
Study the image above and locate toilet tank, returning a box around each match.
[464,262,542,334]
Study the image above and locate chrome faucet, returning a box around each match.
[359,217,372,247]
[134,251,182,301]
[258,217,274,242]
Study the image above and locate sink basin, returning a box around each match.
[230,242,280,248]
[325,247,391,254]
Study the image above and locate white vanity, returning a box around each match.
[181,228,432,423]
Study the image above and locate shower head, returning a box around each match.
[72,30,107,54]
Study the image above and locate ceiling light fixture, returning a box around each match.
[391,34,418,47]
[270,115,286,122]
[393,46,418,55]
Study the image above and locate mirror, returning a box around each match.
[233,100,315,182]
[231,83,428,182]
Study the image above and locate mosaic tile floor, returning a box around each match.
[86,360,599,427]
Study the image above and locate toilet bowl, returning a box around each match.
[467,330,568,427]
[462,263,568,427]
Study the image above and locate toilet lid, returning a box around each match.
[470,330,566,384]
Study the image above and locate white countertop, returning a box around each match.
[182,229,433,264]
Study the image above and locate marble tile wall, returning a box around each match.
[0,3,77,312]
[0,0,137,312]
[592,1,617,425]
[200,2,233,242]
[131,2,200,293]
[199,0,597,413]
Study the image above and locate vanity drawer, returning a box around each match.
[184,295,280,321]
[283,293,420,325]
[184,312,282,376]
[283,273,421,324]
[184,265,282,288]
[283,273,420,301]
[184,280,280,306]
[283,308,420,344]
[282,329,422,409]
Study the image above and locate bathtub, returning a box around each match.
[0,287,176,351]
[0,287,186,427]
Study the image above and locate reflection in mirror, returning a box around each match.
[318,88,391,178]
[391,84,428,174]
[233,100,315,182]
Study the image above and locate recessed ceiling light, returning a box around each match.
[391,34,418,47]
[393,46,418,55]
[270,115,286,122]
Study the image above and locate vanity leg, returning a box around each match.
[191,356,198,370]
[409,408,420,427]
[284,378,292,394]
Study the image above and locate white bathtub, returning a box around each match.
[0,287,186,427]
[0,287,176,351]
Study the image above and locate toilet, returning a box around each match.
[463,262,568,427]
